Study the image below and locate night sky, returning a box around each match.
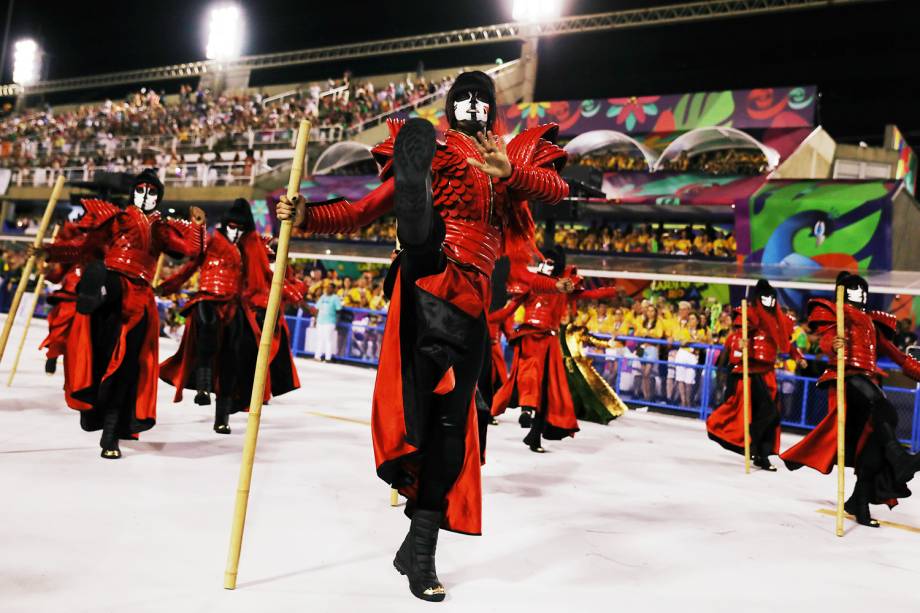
[0,0,916,145]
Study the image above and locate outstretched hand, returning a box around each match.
[556,278,574,294]
[189,206,206,226]
[466,131,512,179]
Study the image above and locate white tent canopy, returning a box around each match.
[652,126,780,172]
[312,141,374,175]
[563,129,658,169]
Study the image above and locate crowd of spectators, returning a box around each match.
[0,71,455,176]
[570,149,769,176]
[540,222,737,258]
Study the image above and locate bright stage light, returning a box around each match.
[205,4,244,61]
[12,39,41,86]
[512,0,562,22]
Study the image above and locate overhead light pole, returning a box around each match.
[512,0,562,103]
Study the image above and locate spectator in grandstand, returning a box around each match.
[673,312,710,408]
[314,282,343,362]
[637,303,666,401]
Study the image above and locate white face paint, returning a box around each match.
[846,286,867,306]
[224,225,242,244]
[133,183,159,213]
[760,295,776,309]
[537,259,555,276]
[453,92,490,125]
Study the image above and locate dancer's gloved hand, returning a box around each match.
[277,194,306,227]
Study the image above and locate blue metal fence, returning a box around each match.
[283,308,920,452]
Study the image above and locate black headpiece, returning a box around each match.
[836,271,869,308]
[130,168,165,213]
[751,278,777,308]
[221,198,256,233]
[445,70,497,134]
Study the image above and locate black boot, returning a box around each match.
[394,509,446,602]
[100,408,122,459]
[754,442,777,472]
[879,424,920,483]
[214,397,232,434]
[392,118,436,247]
[76,260,108,315]
[518,408,533,429]
[523,421,545,453]
[194,367,213,406]
[844,480,879,528]
[45,357,57,375]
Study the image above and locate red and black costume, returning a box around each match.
[41,170,205,458]
[159,199,303,433]
[491,249,618,451]
[285,71,568,601]
[39,222,104,411]
[781,273,920,526]
[707,280,802,470]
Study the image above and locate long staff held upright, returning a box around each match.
[835,286,847,537]
[741,299,751,474]
[6,224,61,386]
[0,175,65,362]
[224,119,310,590]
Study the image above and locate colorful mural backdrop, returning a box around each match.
[493,86,817,138]
[601,171,765,205]
[746,179,896,309]
[887,125,918,197]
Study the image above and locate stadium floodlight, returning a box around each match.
[12,39,41,86]
[205,4,244,61]
[512,0,562,22]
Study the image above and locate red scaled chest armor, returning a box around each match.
[841,305,881,375]
[521,280,566,332]
[198,232,242,298]
[104,206,158,283]
[430,131,508,276]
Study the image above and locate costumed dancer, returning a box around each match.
[159,199,303,434]
[706,280,806,470]
[491,247,619,452]
[31,169,205,459]
[276,70,569,601]
[781,272,920,526]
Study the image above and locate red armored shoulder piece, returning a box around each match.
[869,310,898,338]
[806,298,836,326]
[506,124,566,170]
[76,198,120,230]
[370,119,405,180]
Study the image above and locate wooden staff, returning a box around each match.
[741,299,751,474]
[152,253,166,288]
[224,119,310,590]
[0,175,65,363]
[6,225,61,386]
[390,488,399,507]
[835,286,846,537]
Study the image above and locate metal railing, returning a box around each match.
[6,160,261,188]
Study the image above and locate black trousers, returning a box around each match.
[394,212,488,512]
[193,301,248,408]
[845,375,908,504]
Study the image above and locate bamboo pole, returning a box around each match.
[390,488,399,507]
[152,253,166,288]
[741,299,751,474]
[224,119,310,590]
[0,175,65,363]
[835,286,847,537]
[6,225,61,386]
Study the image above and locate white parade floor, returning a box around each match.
[1,314,919,613]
